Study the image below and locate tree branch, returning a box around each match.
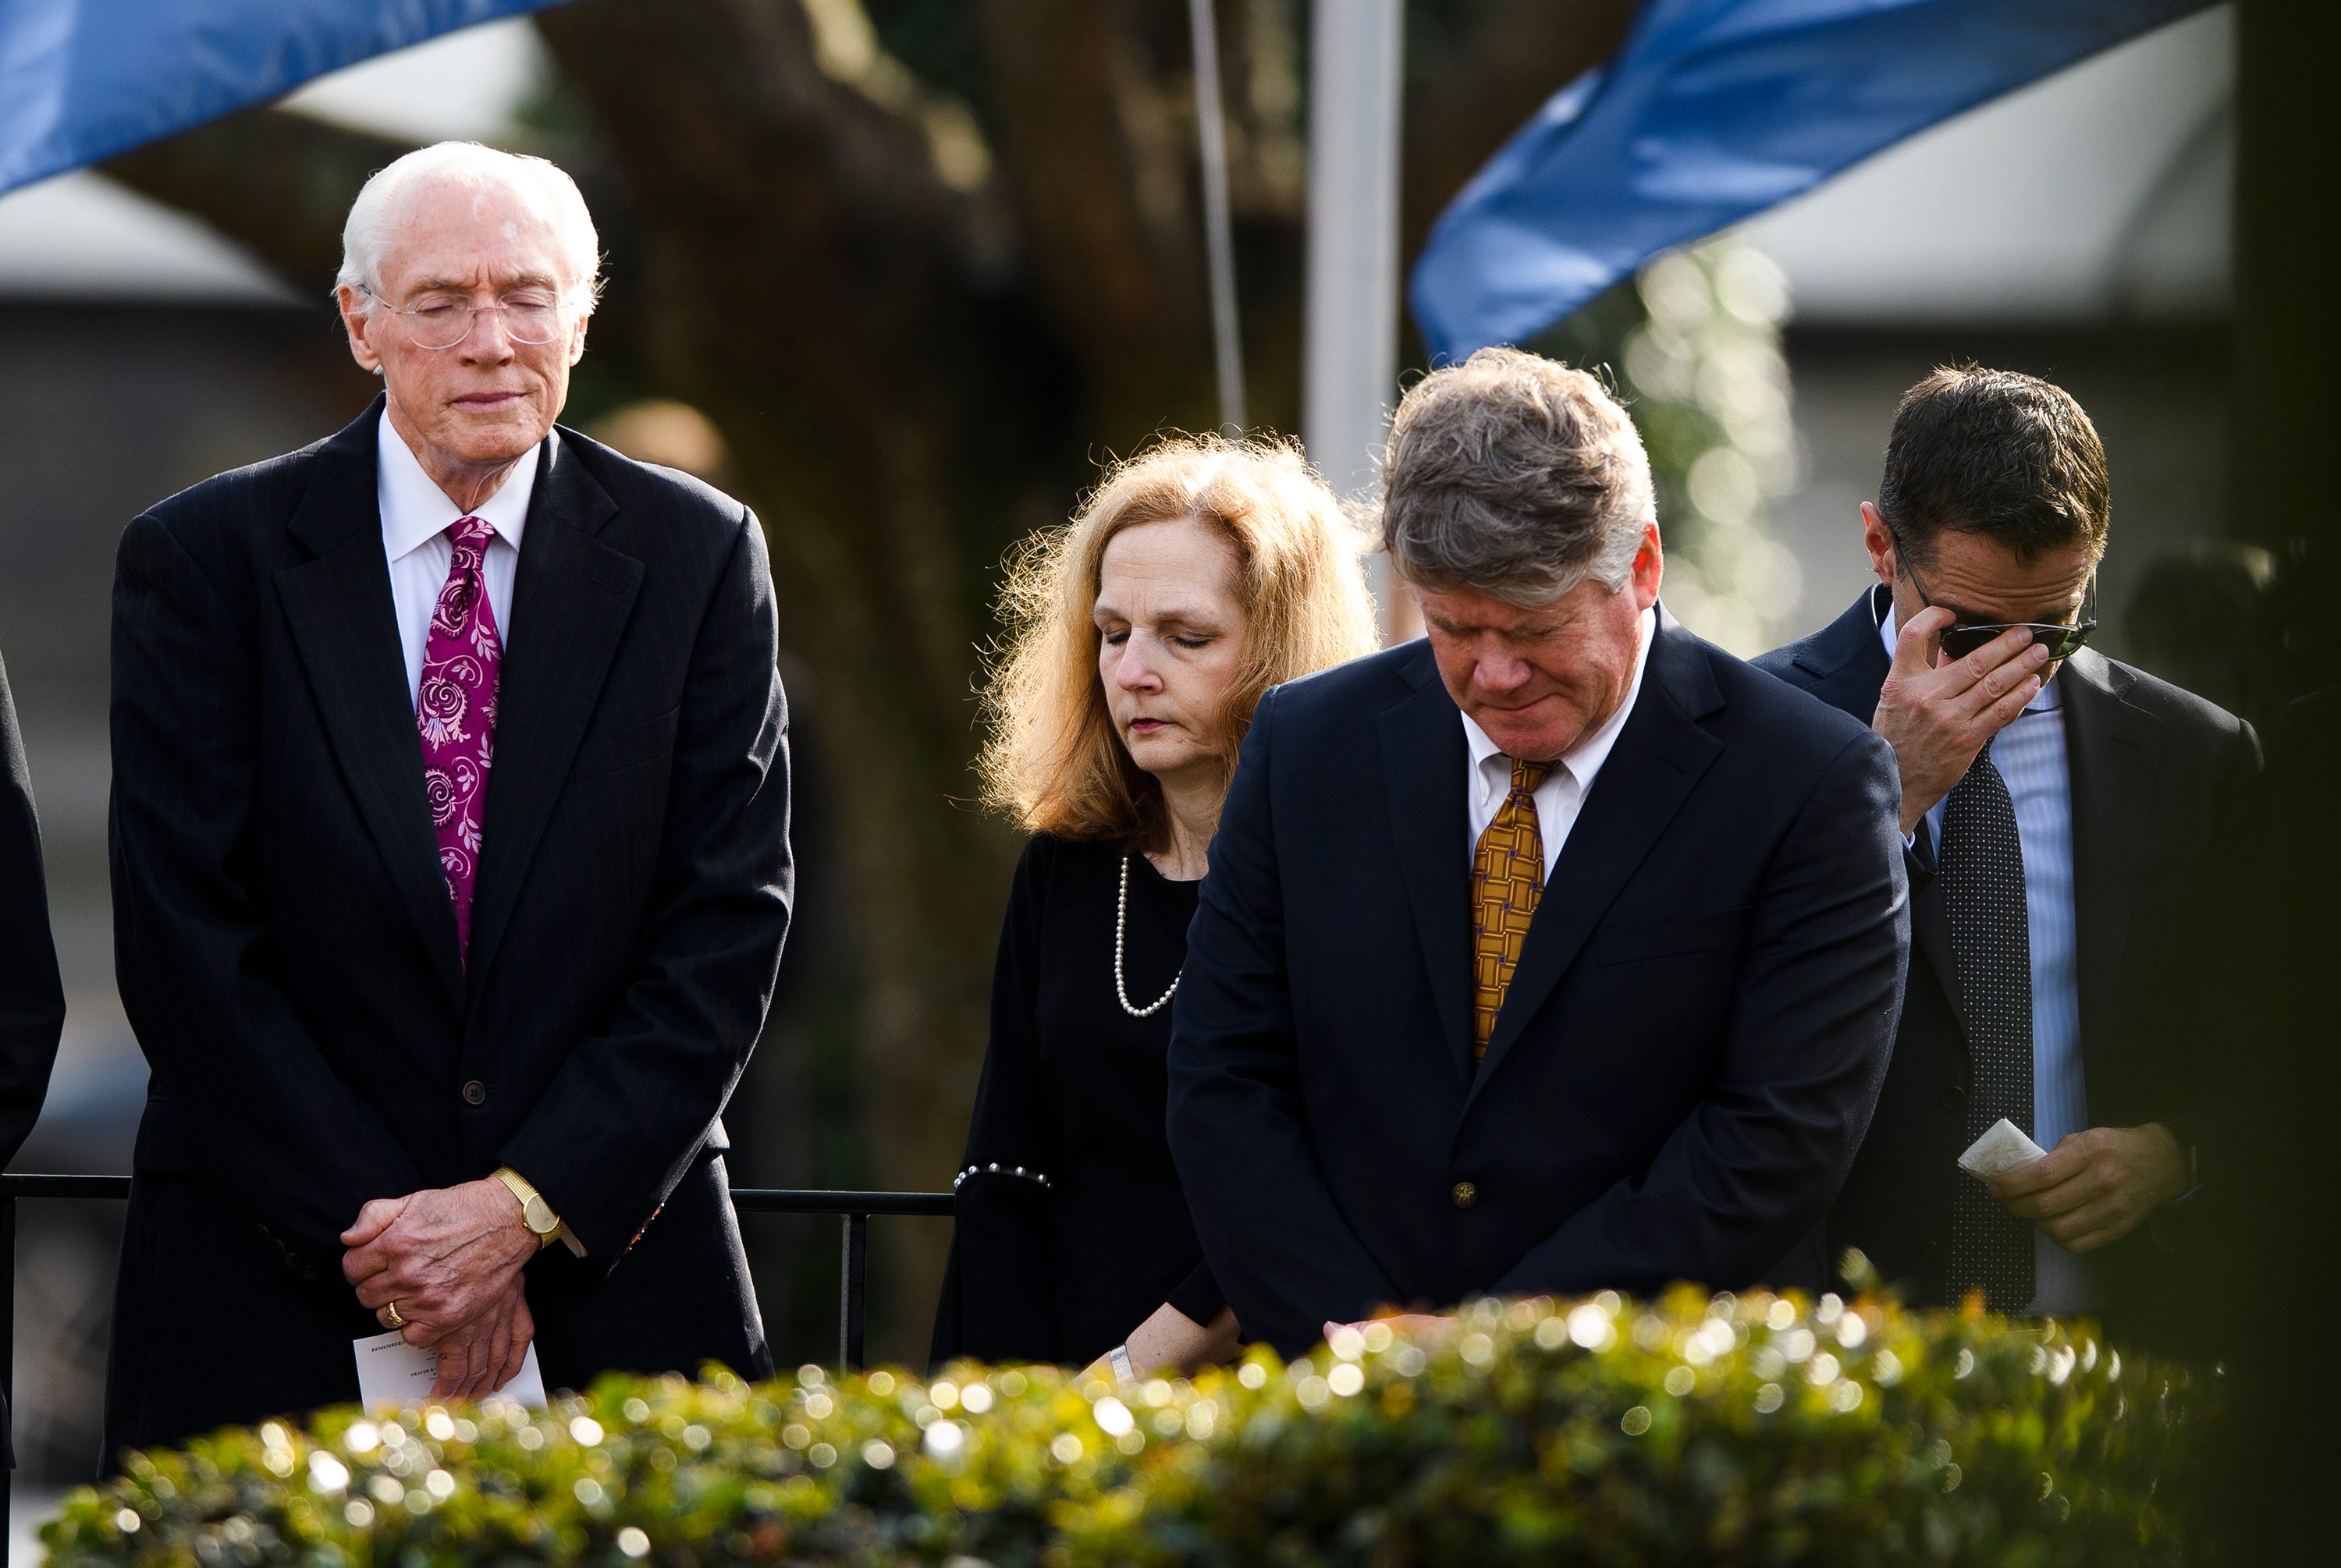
[976,0,1220,433]
[1401,0,1636,254]
[102,106,417,297]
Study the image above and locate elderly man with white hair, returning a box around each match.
[1167,347,1910,1355]
[104,143,790,1454]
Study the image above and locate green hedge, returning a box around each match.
[44,1287,2199,1566]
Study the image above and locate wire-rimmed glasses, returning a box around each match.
[361,286,573,350]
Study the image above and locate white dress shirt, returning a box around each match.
[1881,608,2091,1315]
[377,410,546,702]
[1462,607,1656,878]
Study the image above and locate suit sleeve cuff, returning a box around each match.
[1903,817,1937,875]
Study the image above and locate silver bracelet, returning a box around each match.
[1107,1343,1135,1382]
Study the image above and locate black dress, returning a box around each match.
[930,833,1224,1366]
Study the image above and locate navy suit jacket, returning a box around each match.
[1167,613,1909,1354]
[1755,588,2258,1325]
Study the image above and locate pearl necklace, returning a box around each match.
[1114,856,1182,1017]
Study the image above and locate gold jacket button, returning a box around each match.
[1451,1181,1478,1209]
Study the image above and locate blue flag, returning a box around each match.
[0,0,566,197]
[1410,0,2218,360]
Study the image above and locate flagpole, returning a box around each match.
[1303,0,1406,640]
[1188,0,1246,438]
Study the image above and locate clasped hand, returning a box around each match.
[343,1179,538,1399]
[1872,606,2051,835]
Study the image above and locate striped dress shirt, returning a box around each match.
[1885,612,2091,1316]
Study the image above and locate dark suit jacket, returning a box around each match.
[0,651,64,1167]
[1,651,67,1469]
[1167,614,1909,1355]
[1754,587,2258,1320]
[2211,690,2339,1528]
[104,399,790,1456]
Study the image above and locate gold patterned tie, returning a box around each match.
[1471,756,1555,1059]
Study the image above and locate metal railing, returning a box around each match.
[0,1173,953,1541]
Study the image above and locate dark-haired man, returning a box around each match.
[1756,367,2257,1325]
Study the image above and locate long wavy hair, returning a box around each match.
[979,435,1380,853]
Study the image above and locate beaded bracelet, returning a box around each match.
[952,1162,1053,1191]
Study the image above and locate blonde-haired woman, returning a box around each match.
[931,437,1378,1377]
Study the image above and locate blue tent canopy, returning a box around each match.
[1410,0,2218,362]
[0,0,564,197]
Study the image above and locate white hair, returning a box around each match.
[336,141,602,310]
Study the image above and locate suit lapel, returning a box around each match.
[1792,584,1892,697]
[275,399,466,1013]
[1908,832,1960,1026]
[2058,650,2158,1080]
[464,437,641,1000]
[1465,614,1723,1108]
[1378,646,1476,1086]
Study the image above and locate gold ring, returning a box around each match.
[384,1300,407,1329]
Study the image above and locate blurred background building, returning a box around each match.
[0,1,2238,1534]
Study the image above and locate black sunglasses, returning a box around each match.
[1880,517,2098,662]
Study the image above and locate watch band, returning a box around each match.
[492,1165,561,1249]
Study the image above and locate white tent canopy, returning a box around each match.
[1740,5,2231,324]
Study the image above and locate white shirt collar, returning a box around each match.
[1462,605,1658,787]
[376,406,550,564]
[1878,594,2059,713]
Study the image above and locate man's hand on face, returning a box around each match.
[419,1279,534,1401]
[343,1178,540,1346]
[1988,1124,2192,1254]
[1872,605,2051,836]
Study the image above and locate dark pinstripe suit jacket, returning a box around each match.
[103,399,791,1456]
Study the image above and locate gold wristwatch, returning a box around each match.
[492,1166,563,1250]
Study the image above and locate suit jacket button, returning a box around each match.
[1938,1084,1967,1114]
[462,1080,488,1106]
[1451,1181,1477,1209]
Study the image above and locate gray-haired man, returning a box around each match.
[1167,347,1909,1354]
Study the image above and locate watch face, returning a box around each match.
[524,1194,558,1234]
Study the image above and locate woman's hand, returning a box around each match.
[1088,1302,1242,1381]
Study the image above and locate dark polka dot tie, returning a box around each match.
[1940,747,2035,1311]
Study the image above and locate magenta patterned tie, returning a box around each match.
[414,516,503,961]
